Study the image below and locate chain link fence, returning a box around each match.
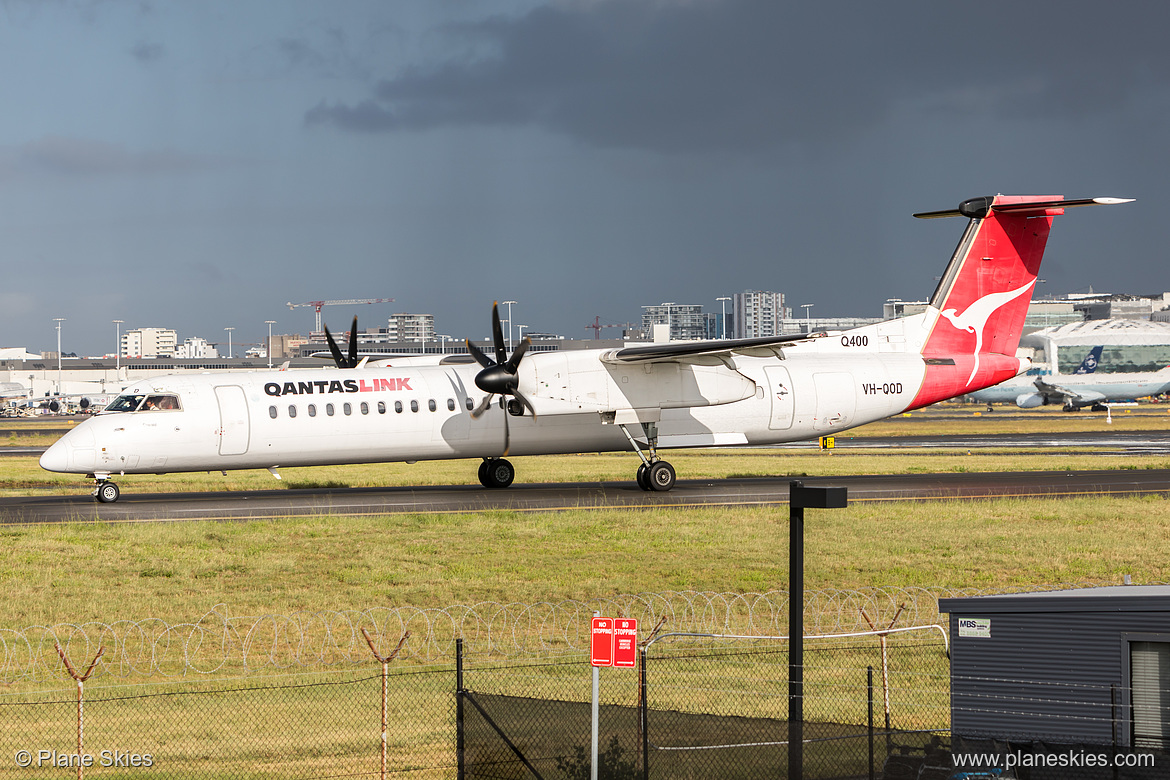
[0,630,947,778]
[2,584,1152,777]
[1,667,456,779]
[458,630,950,779]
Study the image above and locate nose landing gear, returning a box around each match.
[93,479,120,503]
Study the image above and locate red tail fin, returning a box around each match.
[908,195,1132,408]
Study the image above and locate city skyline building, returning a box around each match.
[640,303,715,341]
[731,290,789,339]
[387,313,436,343]
[121,328,177,359]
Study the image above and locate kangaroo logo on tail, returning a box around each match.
[939,279,1036,386]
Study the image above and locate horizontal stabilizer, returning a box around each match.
[914,196,1133,220]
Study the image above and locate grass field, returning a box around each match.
[2,494,1167,628]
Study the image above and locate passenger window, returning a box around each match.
[361,402,369,415]
[288,405,297,418]
[378,401,386,414]
[410,400,419,413]
[269,406,278,419]
[308,404,317,417]
[465,398,474,411]
[428,399,437,412]
[343,403,352,416]
[447,398,456,412]
[395,401,403,414]
[326,404,335,416]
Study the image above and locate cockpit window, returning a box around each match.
[143,395,180,411]
[103,393,181,413]
[105,394,146,412]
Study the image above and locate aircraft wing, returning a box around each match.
[1033,377,1104,407]
[308,352,477,368]
[604,333,816,364]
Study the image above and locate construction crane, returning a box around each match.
[585,316,634,340]
[286,298,394,333]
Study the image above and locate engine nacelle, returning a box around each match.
[1015,393,1046,409]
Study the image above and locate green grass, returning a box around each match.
[2,496,1166,628]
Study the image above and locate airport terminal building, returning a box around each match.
[1020,319,1170,375]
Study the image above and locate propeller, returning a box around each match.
[466,302,536,455]
[324,316,360,369]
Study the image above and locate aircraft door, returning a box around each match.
[764,366,795,430]
[812,372,856,431]
[214,385,251,455]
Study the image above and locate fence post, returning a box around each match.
[54,643,104,780]
[860,604,904,737]
[361,628,410,780]
[457,638,465,780]
[640,646,648,780]
[867,666,875,780]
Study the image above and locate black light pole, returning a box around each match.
[789,480,847,780]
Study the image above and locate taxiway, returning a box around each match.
[3,469,1169,525]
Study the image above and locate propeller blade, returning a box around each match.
[504,337,530,373]
[470,394,494,419]
[491,302,507,365]
[511,388,538,419]
[466,339,494,369]
[323,324,347,369]
[346,316,359,368]
[501,406,510,457]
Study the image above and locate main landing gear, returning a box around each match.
[621,422,676,492]
[478,458,515,489]
[93,478,120,503]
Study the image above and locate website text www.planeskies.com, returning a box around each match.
[953,748,1155,772]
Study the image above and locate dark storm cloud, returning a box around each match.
[305,0,1170,153]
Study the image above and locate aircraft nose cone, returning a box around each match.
[39,439,71,473]
[39,425,96,473]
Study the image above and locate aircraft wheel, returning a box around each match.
[95,481,120,503]
[636,463,651,491]
[647,461,676,492]
[477,460,490,487]
[481,458,515,489]
[1091,403,1108,412]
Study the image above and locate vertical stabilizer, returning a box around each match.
[907,195,1131,408]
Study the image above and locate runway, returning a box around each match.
[3,469,1170,524]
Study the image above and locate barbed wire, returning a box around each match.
[0,582,1127,683]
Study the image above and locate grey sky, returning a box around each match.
[0,0,1164,356]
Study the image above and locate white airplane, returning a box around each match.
[0,382,27,401]
[40,194,1131,502]
[970,343,1170,412]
